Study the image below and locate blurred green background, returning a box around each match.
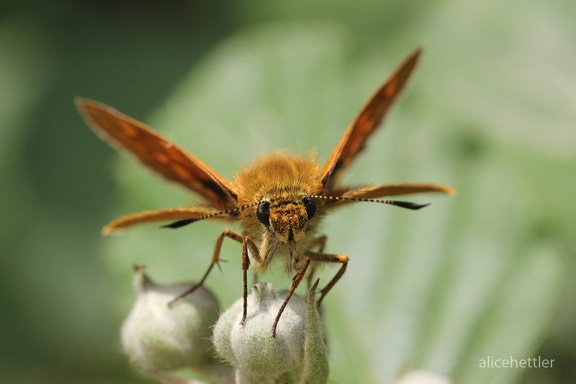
[1,1,575,383]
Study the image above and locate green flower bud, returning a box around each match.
[121,265,220,373]
[213,281,328,383]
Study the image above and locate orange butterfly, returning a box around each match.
[77,48,455,336]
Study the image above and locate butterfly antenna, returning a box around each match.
[162,202,259,229]
[311,195,430,210]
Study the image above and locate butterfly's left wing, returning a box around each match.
[342,183,456,199]
[320,49,421,189]
[77,99,237,209]
[322,183,455,208]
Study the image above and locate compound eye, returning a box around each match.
[303,197,316,220]
[257,201,270,226]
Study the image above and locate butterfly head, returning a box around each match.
[256,196,317,243]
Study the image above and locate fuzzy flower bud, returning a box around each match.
[396,370,452,384]
[213,281,328,383]
[121,265,221,373]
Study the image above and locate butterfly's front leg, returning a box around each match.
[272,257,312,338]
[271,248,345,337]
[238,233,260,325]
[170,228,260,324]
[206,229,260,326]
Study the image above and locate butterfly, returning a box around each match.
[77,48,455,337]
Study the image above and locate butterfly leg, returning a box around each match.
[239,235,261,325]
[169,229,260,314]
[305,235,327,288]
[305,251,349,306]
[272,257,311,338]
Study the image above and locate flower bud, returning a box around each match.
[121,265,220,373]
[213,281,328,383]
[396,370,451,384]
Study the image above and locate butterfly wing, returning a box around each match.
[319,183,455,208]
[102,206,237,234]
[342,183,456,199]
[321,49,421,188]
[77,99,237,209]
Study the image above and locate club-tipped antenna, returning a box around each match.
[163,202,259,229]
[310,195,430,210]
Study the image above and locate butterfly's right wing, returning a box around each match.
[102,206,236,234]
[77,99,237,209]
